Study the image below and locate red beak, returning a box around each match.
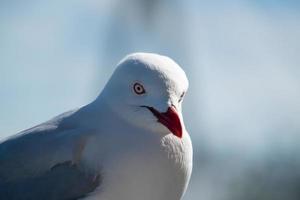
[144,106,182,138]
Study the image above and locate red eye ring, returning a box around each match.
[133,82,145,95]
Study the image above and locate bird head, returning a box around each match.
[100,53,189,138]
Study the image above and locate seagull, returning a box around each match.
[0,53,193,200]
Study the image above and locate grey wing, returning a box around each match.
[0,161,101,200]
[0,110,102,200]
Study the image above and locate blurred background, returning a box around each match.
[1,0,300,199]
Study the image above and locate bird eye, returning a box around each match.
[133,82,146,95]
[178,92,185,102]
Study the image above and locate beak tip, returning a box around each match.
[144,105,183,138]
[159,106,183,138]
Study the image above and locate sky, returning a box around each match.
[1,1,300,199]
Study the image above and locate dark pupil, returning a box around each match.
[135,84,143,93]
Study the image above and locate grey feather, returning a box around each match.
[0,161,101,200]
[0,108,101,200]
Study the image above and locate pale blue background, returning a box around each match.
[1,0,300,199]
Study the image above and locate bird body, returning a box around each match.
[0,53,193,200]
